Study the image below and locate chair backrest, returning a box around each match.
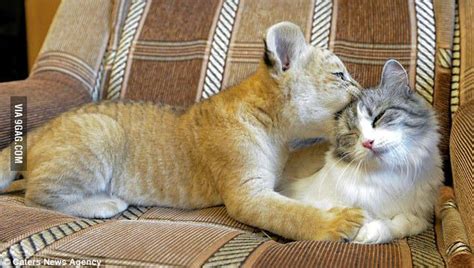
[33,0,471,183]
[102,0,457,172]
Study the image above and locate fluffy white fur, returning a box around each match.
[283,60,444,244]
[287,141,443,244]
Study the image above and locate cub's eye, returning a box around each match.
[332,72,345,80]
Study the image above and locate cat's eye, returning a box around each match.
[332,72,345,80]
[372,112,385,127]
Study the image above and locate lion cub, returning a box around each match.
[0,22,362,241]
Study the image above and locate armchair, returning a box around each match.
[0,0,472,266]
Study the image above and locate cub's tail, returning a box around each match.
[0,146,17,190]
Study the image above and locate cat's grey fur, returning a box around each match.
[283,60,444,244]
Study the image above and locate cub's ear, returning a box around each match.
[263,22,309,75]
[380,59,412,94]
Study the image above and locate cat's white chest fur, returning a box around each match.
[289,157,419,215]
[285,151,443,244]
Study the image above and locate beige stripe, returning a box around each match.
[136,39,209,46]
[31,66,94,92]
[192,232,241,268]
[37,51,95,74]
[242,241,277,267]
[328,0,338,51]
[203,233,268,267]
[230,59,261,64]
[438,48,452,68]
[339,56,413,66]
[408,0,418,89]
[34,58,95,84]
[229,47,264,52]
[334,45,412,55]
[231,42,264,48]
[135,46,207,53]
[195,0,224,102]
[119,0,151,100]
[334,40,413,49]
[335,50,413,60]
[133,55,206,61]
[399,239,414,268]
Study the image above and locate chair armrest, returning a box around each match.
[450,100,474,249]
[436,186,474,267]
[0,75,92,150]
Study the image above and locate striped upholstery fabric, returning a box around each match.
[0,75,91,150]
[451,0,474,258]
[31,0,113,101]
[0,0,473,267]
[451,101,474,247]
[0,0,113,150]
[0,196,446,267]
[100,0,457,176]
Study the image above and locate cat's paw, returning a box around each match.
[353,220,392,244]
[324,207,365,241]
[98,198,129,218]
[63,196,129,219]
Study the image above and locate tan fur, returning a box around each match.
[284,142,331,180]
[0,22,363,241]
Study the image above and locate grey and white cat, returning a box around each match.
[282,60,444,244]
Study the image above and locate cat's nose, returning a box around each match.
[362,139,374,149]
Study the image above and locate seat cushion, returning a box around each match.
[0,195,445,267]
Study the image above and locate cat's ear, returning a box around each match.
[263,22,309,75]
[380,59,412,94]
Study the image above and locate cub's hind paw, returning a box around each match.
[59,195,129,219]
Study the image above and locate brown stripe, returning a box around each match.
[123,0,220,105]
[450,100,474,248]
[333,0,413,87]
[432,0,455,183]
[192,232,241,268]
[459,0,474,105]
[399,239,413,268]
[35,52,95,78]
[117,0,151,100]
[44,221,240,266]
[0,72,91,150]
[0,201,75,251]
[242,241,277,267]
[222,0,314,89]
[250,241,407,267]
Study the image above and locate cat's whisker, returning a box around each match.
[399,146,419,186]
[316,153,351,196]
[334,157,358,191]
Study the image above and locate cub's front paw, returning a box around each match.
[353,220,392,244]
[323,207,365,241]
